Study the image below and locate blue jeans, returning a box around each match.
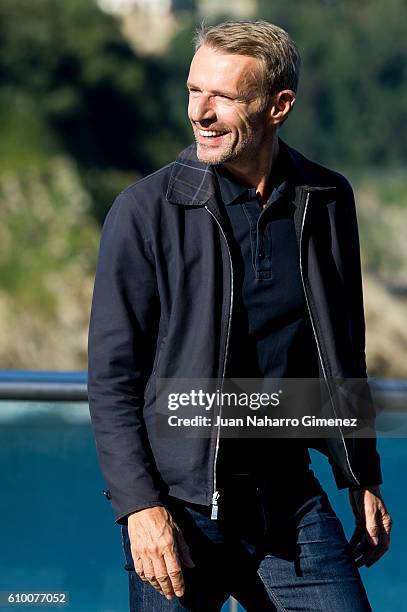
[121,470,372,611]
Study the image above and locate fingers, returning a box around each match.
[126,505,194,600]
[349,488,393,569]
[163,550,187,597]
[352,533,375,567]
[133,555,145,581]
[365,507,380,547]
[354,532,390,568]
[364,535,390,568]
[350,537,368,561]
[349,519,383,567]
[152,555,180,600]
[350,530,370,564]
[142,557,161,591]
[175,529,196,568]
[363,503,392,563]
[132,543,186,600]
[133,556,162,595]
[348,526,364,556]
[353,508,392,568]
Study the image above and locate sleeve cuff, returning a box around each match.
[115,501,165,526]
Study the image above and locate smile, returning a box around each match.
[198,129,228,137]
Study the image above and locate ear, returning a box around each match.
[269,90,296,126]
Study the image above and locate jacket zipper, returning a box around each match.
[299,191,360,486]
[204,205,234,519]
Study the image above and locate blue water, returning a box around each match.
[0,402,405,611]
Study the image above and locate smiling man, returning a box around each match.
[88,20,392,611]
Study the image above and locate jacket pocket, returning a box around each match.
[144,336,167,398]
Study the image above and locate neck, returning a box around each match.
[222,134,280,206]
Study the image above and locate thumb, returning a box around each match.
[175,530,195,568]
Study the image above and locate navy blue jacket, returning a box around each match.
[87,139,382,524]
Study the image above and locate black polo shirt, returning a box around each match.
[213,146,320,480]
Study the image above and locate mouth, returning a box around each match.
[195,128,229,145]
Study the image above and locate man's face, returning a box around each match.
[187,45,272,165]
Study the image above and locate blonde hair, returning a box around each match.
[193,19,301,103]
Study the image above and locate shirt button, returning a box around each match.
[103,489,112,500]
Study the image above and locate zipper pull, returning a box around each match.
[211,490,220,520]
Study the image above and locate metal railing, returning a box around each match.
[1,370,406,612]
[1,370,406,407]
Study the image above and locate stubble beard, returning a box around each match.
[194,125,262,166]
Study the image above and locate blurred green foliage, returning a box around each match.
[0,0,406,220]
[0,157,99,316]
[0,0,190,221]
[257,0,407,169]
[0,0,406,371]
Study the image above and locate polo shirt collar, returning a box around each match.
[213,145,295,206]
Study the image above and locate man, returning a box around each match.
[88,20,392,611]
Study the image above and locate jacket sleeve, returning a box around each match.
[330,176,383,489]
[87,190,165,524]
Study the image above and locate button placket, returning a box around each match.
[242,200,260,276]
[256,206,273,277]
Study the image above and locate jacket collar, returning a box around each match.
[165,137,336,208]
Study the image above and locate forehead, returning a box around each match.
[188,45,261,95]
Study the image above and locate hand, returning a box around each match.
[348,485,392,568]
[127,505,195,601]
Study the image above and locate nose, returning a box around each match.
[189,93,216,125]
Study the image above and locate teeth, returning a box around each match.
[198,130,227,137]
